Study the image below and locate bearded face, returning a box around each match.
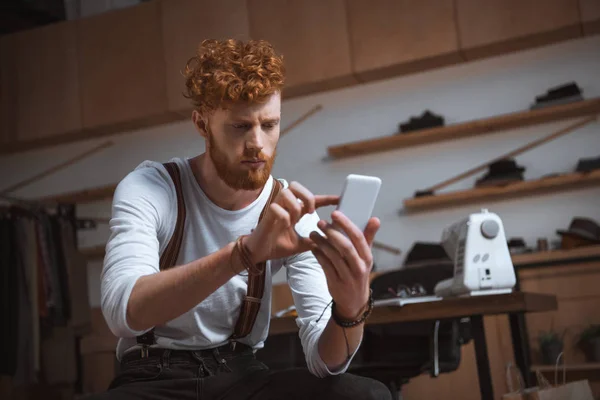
[202,92,281,191]
[208,129,277,190]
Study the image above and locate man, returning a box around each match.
[92,39,391,399]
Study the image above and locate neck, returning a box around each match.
[189,154,265,211]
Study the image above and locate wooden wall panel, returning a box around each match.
[14,21,81,142]
[0,34,17,146]
[456,0,582,60]
[247,0,356,98]
[82,353,117,394]
[346,0,462,82]
[519,262,600,299]
[77,1,168,129]
[161,0,250,113]
[580,0,600,34]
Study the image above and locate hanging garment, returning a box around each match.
[0,214,19,376]
[13,217,36,384]
[50,215,72,324]
[60,217,91,335]
[22,218,41,374]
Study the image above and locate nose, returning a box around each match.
[245,125,264,153]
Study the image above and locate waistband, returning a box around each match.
[121,342,253,364]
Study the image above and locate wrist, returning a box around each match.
[243,233,263,264]
[334,303,366,321]
[331,289,374,328]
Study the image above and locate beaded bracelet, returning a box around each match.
[331,289,374,328]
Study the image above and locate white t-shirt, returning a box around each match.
[100,157,357,377]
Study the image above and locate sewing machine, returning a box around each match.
[434,209,516,297]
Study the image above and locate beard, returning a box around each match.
[208,133,276,191]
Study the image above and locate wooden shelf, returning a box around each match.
[80,245,105,261]
[402,169,600,212]
[531,362,600,372]
[40,183,117,204]
[513,245,600,268]
[327,98,600,159]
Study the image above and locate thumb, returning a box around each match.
[364,217,381,247]
[297,236,318,253]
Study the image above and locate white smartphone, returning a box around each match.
[334,174,382,236]
[294,174,381,238]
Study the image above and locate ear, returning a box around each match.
[192,110,208,139]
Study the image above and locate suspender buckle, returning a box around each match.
[140,345,149,359]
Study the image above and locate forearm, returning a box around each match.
[317,317,364,371]
[126,241,244,331]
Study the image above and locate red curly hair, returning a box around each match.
[183,39,285,114]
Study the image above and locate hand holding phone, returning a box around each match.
[295,174,381,238]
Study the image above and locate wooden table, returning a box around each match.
[269,292,557,400]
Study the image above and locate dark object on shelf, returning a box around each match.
[414,189,434,197]
[538,332,564,365]
[587,337,600,362]
[577,324,600,362]
[575,155,600,173]
[507,238,533,254]
[556,217,600,246]
[530,82,584,110]
[475,158,525,188]
[399,110,445,133]
[403,242,453,268]
[536,238,549,252]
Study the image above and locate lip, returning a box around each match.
[241,160,265,167]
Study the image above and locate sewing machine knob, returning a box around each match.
[480,220,499,239]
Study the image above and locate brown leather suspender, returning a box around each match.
[230,178,281,343]
[136,162,281,350]
[136,162,187,347]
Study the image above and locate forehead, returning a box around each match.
[220,92,281,120]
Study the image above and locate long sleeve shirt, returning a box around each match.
[100,157,359,377]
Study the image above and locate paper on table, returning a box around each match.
[373,296,443,308]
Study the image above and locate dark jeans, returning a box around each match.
[84,345,392,400]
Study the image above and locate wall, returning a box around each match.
[1,35,599,309]
[64,0,144,20]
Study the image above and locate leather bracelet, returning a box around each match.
[229,241,246,276]
[235,236,263,276]
[331,289,374,328]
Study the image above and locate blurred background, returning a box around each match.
[1,1,599,399]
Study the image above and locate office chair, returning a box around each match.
[348,265,472,399]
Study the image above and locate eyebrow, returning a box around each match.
[261,117,280,124]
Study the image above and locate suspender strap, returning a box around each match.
[160,162,187,270]
[136,162,186,346]
[231,178,282,341]
[136,165,282,348]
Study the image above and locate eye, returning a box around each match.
[232,123,250,130]
[263,121,278,130]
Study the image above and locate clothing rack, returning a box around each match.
[0,193,98,230]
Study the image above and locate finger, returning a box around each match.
[330,210,371,261]
[270,202,291,228]
[309,230,351,282]
[311,248,339,282]
[363,217,381,247]
[278,188,302,225]
[288,181,315,214]
[317,219,364,276]
[314,195,339,209]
